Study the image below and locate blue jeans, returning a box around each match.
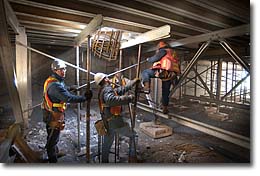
[102,120,136,163]
[141,69,172,106]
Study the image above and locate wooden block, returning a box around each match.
[208,112,229,121]
[139,122,172,139]
[204,107,217,113]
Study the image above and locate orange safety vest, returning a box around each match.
[152,48,180,73]
[98,87,121,116]
[42,76,66,113]
[111,76,126,88]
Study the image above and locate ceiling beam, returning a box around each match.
[185,0,249,23]
[135,0,231,29]
[80,0,210,33]
[4,0,21,34]
[74,14,103,46]
[145,24,250,53]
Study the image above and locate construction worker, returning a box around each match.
[141,41,180,114]
[95,72,139,163]
[42,60,93,163]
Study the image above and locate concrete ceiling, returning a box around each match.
[8,0,250,51]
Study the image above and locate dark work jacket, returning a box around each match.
[99,82,132,119]
[147,47,168,63]
[46,73,86,112]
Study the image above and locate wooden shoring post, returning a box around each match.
[119,49,123,70]
[0,0,24,126]
[234,64,237,102]
[85,36,91,163]
[205,65,208,96]
[231,62,235,102]
[194,64,197,97]
[216,58,223,113]
[178,56,182,104]
[225,61,228,102]
[76,46,81,153]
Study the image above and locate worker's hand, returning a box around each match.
[85,89,93,101]
[68,85,78,91]
[130,78,140,87]
[127,94,135,103]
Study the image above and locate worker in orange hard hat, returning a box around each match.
[141,41,180,114]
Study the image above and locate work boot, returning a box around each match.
[141,82,150,94]
[162,106,169,114]
[128,155,138,163]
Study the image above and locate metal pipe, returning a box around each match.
[15,41,96,76]
[85,36,91,163]
[76,46,81,153]
[77,59,147,90]
[219,40,250,73]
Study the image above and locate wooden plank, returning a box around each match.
[120,25,171,49]
[75,14,103,46]
[0,0,24,125]
[145,24,250,53]
[16,27,29,128]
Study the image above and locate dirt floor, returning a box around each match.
[0,99,250,163]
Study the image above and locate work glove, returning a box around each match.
[85,89,93,101]
[121,94,135,103]
[68,85,78,91]
[129,78,140,87]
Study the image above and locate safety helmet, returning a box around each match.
[157,41,167,49]
[51,60,66,71]
[94,72,107,86]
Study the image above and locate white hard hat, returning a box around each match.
[94,72,107,86]
[51,60,66,71]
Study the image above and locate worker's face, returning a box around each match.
[55,68,66,78]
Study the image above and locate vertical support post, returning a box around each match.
[76,46,81,152]
[231,62,235,102]
[86,36,91,163]
[194,64,197,96]
[119,49,123,70]
[234,64,237,102]
[225,62,228,102]
[16,27,29,128]
[216,58,223,112]
[27,42,32,117]
[154,78,158,105]
[0,0,24,126]
[132,44,142,129]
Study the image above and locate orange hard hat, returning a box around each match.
[158,41,167,49]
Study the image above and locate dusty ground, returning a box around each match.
[0,99,250,163]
